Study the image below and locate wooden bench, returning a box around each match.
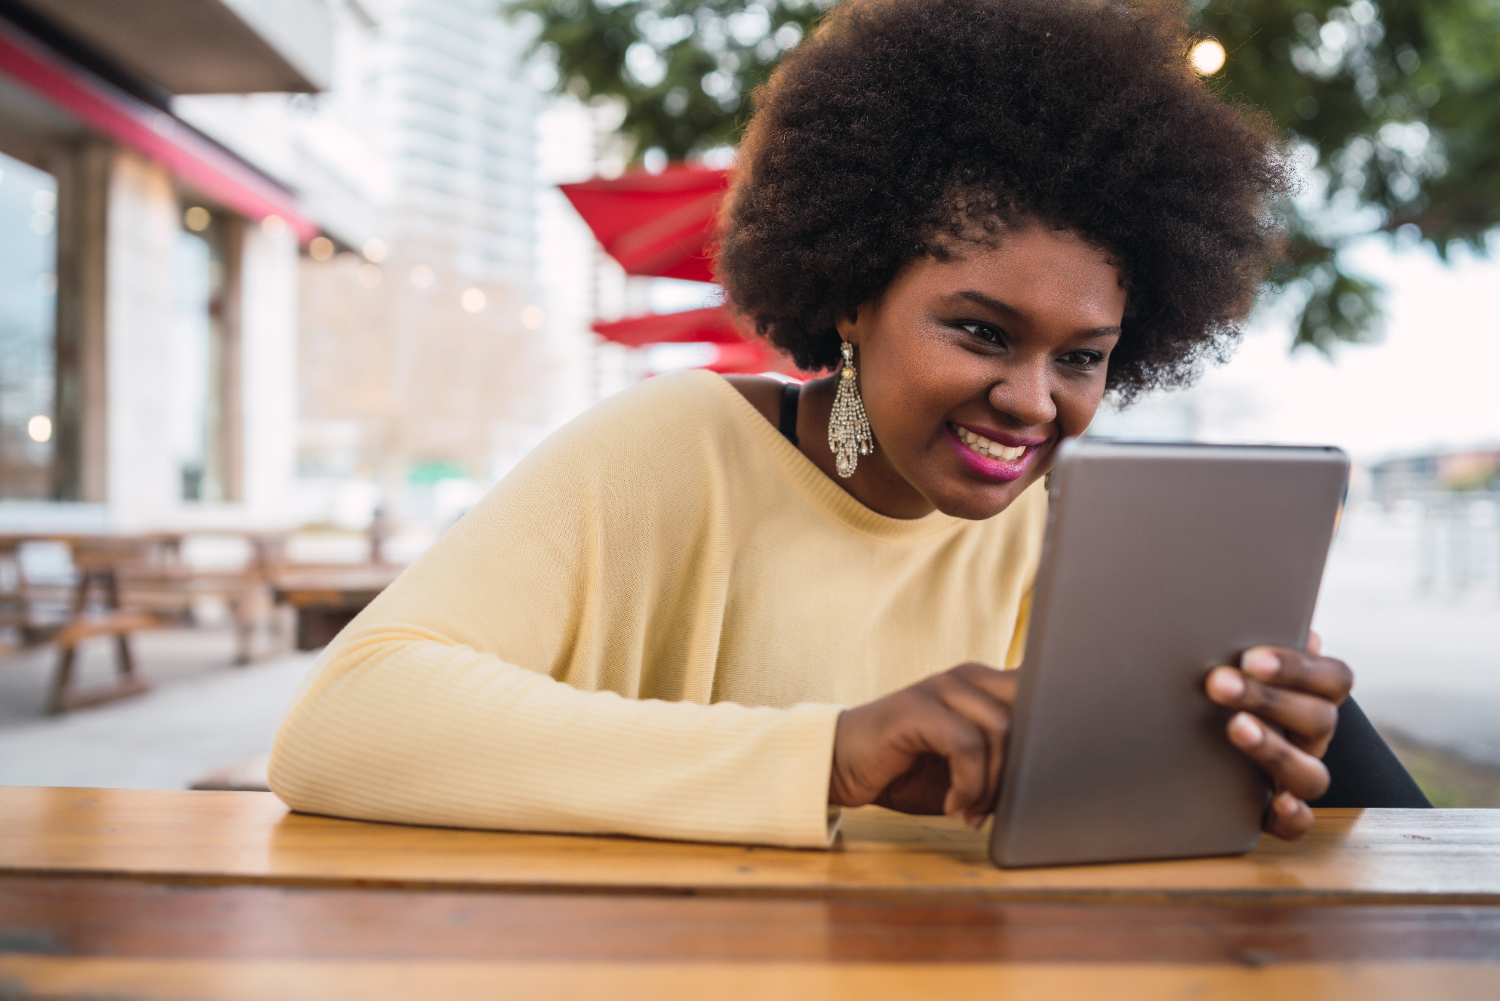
[48,610,159,712]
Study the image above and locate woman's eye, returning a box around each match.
[1060,351,1104,369]
[959,322,1004,345]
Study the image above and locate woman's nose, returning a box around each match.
[988,360,1056,430]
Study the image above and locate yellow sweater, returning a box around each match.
[270,370,1048,848]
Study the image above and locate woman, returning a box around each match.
[270,0,1410,848]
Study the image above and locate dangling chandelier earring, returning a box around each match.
[828,340,873,479]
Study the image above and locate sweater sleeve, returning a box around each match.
[269,628,842,846]
[268,374,843,848]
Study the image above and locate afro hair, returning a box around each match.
[717,0,1291,399]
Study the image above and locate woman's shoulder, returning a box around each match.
[575,369,768,440]
[719,375,786,429]
[523,370,781,485]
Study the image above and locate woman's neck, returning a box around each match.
[795,376,937,520]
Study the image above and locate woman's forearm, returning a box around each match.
[270,628,844,848]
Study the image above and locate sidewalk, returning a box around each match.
[0,631,313,790]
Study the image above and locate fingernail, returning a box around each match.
[1229,712,1264,747]
[966,813,984,830]
[1209,667,1245,700]
[1241,648,1279,680]
[1275,791,1300,816]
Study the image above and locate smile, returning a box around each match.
[952,424,1027,461]
[944,423,1045,483]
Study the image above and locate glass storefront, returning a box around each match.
[172,205,231,503]
[0,150,58,500]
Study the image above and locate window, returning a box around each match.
[172,205,232,502]
[0,151,58,500]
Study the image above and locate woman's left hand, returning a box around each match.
[1205,631,1353,841]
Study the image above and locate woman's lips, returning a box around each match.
[944,422,1045,483]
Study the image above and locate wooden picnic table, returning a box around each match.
[0,786,1496,999]
[271,563,403,650]
[0,531,289,710]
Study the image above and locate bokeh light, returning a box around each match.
[461,288,486,313]
[309,236,335,261]
[1190,38,1226,76]
[27,415,52,443]
[183,206,211,231]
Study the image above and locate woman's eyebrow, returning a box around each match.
[952,289,1022,317]
[951,290,1122,338]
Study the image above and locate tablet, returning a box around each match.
[989,439,1349,868]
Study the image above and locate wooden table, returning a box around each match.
[270,564,402,650]
[1,788,1497,999]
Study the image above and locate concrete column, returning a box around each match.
[103,149,181,529]
[52,140,112,503]
[237,220,298,526]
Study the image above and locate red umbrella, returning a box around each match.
[705,340,779,374]
[559,166,729,282]
[592,306,743,347]
[562,165,799,378]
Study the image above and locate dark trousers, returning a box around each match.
[1309,697,1432,808]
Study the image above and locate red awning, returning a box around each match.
[705,340,778,375]
[592,306,744,347]
[0,18,319,243]
[559,166,729,283]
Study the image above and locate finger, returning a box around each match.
[1206,668,1340,756]
[1226,712,1331,802]
[1240,646,1353,704]
[951,662,1019,702]
[899,697,992,824]
[1307,631,1322,657]
[928,671,1012,824]
[1263,789,1315,840]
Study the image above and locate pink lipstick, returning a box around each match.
[944,422,1046,483]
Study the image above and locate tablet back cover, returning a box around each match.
[990,440,1348,868]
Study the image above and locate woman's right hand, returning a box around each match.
[828,662,1016,828]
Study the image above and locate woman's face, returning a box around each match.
[835,225,1126,520]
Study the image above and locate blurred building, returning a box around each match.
[0,0,327,531]
[1370,449,1500,504]
[176,0,596,532]
[1,0,606,538]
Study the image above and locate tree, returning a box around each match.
[510,0,1500,352]
[1198,0,1500,350]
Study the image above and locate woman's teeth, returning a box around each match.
[952,424,1027,462]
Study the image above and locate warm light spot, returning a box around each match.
[261,215,287,237]
[309,236,335,261]
[520,305,546,329]
[358,263,382,288]
[1190,38,1226,75]
[461,288,486,313]
[184,206,211,231]
[410,265,434,289]
[27,415,52,443]
[363,238,388,263]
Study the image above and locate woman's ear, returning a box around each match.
[834,305,865,345]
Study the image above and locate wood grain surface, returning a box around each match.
[2,956,1496,1001]
[2,787,1498,902]
[3,877,1497,964]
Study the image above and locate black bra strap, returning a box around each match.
[778,382,801,446]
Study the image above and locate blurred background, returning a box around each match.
[0,0,1495,805]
